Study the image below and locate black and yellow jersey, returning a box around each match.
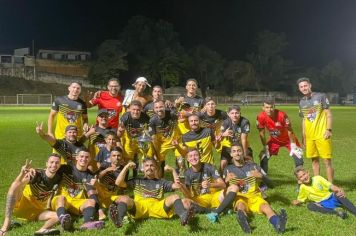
[184,163,220,197]
[299,92,330,140]
[52,139,86,163]
[149,110,178,138]
[223,162,262,195]
[98,162,125,193]
[89,126,117,149]
[126,178,174,201]
[28,169,62,202]
[198,109,227,133]
[177,95,204,113]
[52,95,87,139]
[182,127,215,164]
[220,116,250,147]
[119,112,150,138]
[58,164,95,198]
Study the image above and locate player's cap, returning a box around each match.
[132,77,151,87]
[65,125,78,132]
[97,109,109,116]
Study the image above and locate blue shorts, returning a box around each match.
[319,194,341,209]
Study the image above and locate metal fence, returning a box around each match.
[0,94,52,105]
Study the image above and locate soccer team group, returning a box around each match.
[1,77,356,236]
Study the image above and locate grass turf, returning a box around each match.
[0,105,356,235]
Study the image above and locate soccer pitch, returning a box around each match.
[0,105,356,235]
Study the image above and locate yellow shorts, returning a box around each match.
[234,192,267,214]
[191,190,223,209]
[52,188,88,216]
[96,184,123,209]
[13,185,56,221]
[305,138,332,159]
[153,134,180,161]
[133,198,174,219]
[121,133,140,161]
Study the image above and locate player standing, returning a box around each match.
[297,77,333,182]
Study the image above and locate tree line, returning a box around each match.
[88,15,356,96]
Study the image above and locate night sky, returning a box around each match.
[1,0,356,68]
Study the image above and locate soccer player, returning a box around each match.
[209,143,287,233]
[297,77,334,182]
[174,79,204,134]
[95,131,119,170]
[198,97,227,136]
[96,147,127,221]
[36,123,93,164]
[149,99,180,175]
[109,158,195,228]
[52,148,104,230]
[176,114,217,165]
[256,98,303,174]
[117,100,151,175]
[293,166,356,218]
[182,149,226,213]
[0,156,62,236]
[219,105,251,171]
[88,78,124,129]
[47,81,88,139]
[88,109,118,168]
[122,77,152,110]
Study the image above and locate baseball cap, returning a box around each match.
[132,77,151,87]
[97,109,109,116]
[65,125,78,132]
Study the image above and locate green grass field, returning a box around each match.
[1,105,356,236]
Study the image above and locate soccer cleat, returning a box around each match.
[206,212,219,223]
[276,209,287,234]
[236,210,251,234]
[80,220,105,230]
[109,203,123,228]
[180,204,195,226]
[59,214,72,231]
[336,210,348,219]
[34,228,60,235]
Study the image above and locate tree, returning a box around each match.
[246,30,291,91]
[88,40,128,87]
[188,45,225,97]
[120,15,188,88]
[321,59,345,93]
[223,60,256,94]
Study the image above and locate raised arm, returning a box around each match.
[47,110,58,138]
[36,122,56,146]
[115,162,136,188]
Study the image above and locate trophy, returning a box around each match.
[137,125,153,173]
[137,127,152,159]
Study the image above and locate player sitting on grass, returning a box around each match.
[109,158,195,228]
[52,148,104,231]
[96,147,127,221]
[292,166,356,218]
[206,143,286,234]
[0,156,62,236]
[181,148,226,214]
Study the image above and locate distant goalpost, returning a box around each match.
[16,94,53,105]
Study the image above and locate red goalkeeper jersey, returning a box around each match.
[256,109,291,144]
